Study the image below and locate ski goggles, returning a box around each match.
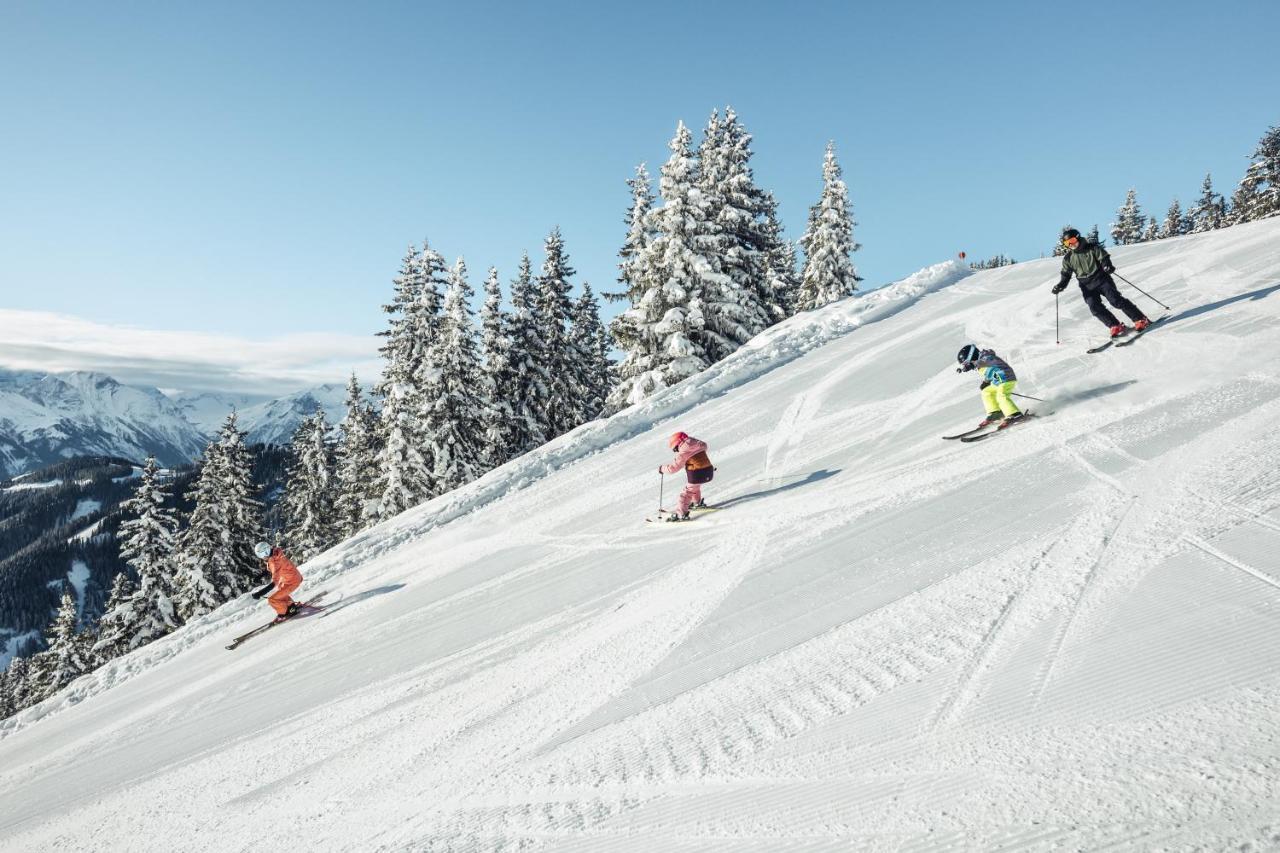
[1062,236,1080,248]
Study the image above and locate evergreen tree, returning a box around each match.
[29,590,93,700]
[612,163,655,308]
[1231,124,1280,223]
[99,455,180,652]
[93,570,136,663]
[1142,216,1159,242]
[422,258,488,494]
[535,228,588,439]
[698,107,775,352]
[1110,189,1145,245]
[504,254,551,455]
[1158,198,1185,239]
[374,243,445,519]
[478,266,516,469]
[797,142,862,310]
[3,656,31,717]
[762,206,799,320]
[333,374,380,538]
[1086,224,1105,247]
[569,283,613,422]
[1051,224,1073,257]
[282,409,337,561]
[173,414,265,621]
[1188,173,1225,232]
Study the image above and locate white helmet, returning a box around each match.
[253,541,273,559]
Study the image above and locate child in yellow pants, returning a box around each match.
[956,344,1024,429]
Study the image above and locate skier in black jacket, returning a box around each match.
[1051,228,1151,338]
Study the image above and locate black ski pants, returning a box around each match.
[1079,274,1145,328]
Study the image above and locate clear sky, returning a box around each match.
[1,0,1277,392]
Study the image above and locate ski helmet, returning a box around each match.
[956,344,980,366]
[668,431,689,450]
[254,541,273,559]
[1061,227,1082,247]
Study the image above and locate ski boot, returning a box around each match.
[666,512,690,522]
[690,499,708,510]
[1133,317,1151,332]
[1109,324,1130,338]
[999,412,1026,429]
[977,412,1002,429]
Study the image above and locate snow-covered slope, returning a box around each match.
[3,220,1280,850]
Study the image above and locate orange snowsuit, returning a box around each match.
[265,549,302,616]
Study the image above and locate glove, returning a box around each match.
[1051,283,1067,295]
[979,380,990,390]
[1102,263,1115,274]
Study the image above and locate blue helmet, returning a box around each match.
[957,344,980,366]
[254,541,273,559]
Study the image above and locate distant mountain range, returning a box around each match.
[0,369,349,479]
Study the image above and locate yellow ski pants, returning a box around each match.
[982,380,1021,417]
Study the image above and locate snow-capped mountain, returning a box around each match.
[0,371,208,479]
[0,372,354,478]
[3,220,1277,850]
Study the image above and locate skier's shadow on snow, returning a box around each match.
[1163,282,1280,325]
[1052,380,1138,406]
[714,468,840,510]
[319,583,405,617]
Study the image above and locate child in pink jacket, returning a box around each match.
[659,431,714,521]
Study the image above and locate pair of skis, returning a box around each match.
[225,591,330,650]
[644,505,720,524]
[942,411,1036,443]
[1086,315,1167,354]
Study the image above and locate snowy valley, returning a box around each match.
[1,219,1279,850]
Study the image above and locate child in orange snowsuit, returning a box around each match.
[659,431,714,521]
[252,542,302,620]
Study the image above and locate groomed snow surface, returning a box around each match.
[3,220,1280,851]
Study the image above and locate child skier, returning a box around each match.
[1051,228,1151,337]
[956,344,1026,428]
[252,541,302,622]
[659,432,714,522]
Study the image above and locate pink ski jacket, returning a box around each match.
[661,437,712,481]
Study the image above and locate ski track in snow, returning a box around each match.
[3,223,1280,850]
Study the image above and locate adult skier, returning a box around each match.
[1051,228,1151,338]
[956,344,1025,428]
[659,432,714,522]
[252,541,303,622]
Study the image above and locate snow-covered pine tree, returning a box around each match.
[632,120,716,381]
[1187,174,1224,233]
[1158,198,1184,239]
[478,267,516,469]
[1,656,31,718]
[762,203,799,320]
[569,283,613,422]
[334,374,380,538]
[612,163,655,308]
[1110,189,1145,245]
[699,107,776,349]
[1051,224,1073,257]
[535,228,589,439]
[282,409,337,562]
[504,254,551,455]
[28,590,94,701]
[92,570,136,663]
[422,258,488,494]
[1230,124,1280,223]
[797,142,862,310]
[374,243,444,519]
[1142,216,1159,242]
[99,455,181,652]
[1086,224,1105,247]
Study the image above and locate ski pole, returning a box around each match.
[1012,392,1045,402]
[1055,293,1060,344]
[1113,272,1171,311]
[658,471,664,515]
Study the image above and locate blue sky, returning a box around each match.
[1,1,1277,390]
